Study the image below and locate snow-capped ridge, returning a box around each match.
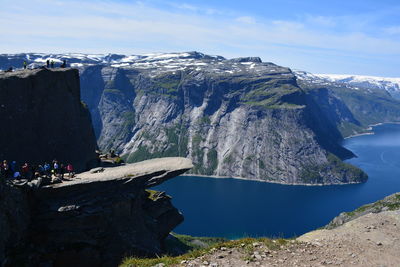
[294,70,400,98]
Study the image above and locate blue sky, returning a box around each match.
[1,0,399,76]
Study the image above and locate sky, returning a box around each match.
[0,0,399,76]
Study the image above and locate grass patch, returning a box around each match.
[327,192,400,229]
[145,189,160,201]
[120,237,290,267]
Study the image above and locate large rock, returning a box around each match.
[5,157,192,267]
[0,68,97,171]
[0,179,30,266]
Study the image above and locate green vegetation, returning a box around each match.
[301,81,400,138]
[145,189,160,201]
[334,88,400,127]
[337,121,369,138]
[80,101,88,109]
[120,236,290,267]
[346,193,400,217]
[205,149,218,175]
[126,145,152,163]
[191,135,204,173]
[326,153,368,183]
[300,153,367,184]
[299,165,324,184]
[258,159,266,170]
[198,116,211,125]
[327,192,400,229]
[126,123,189,163]
[154,73,180,95]
[223,154,234,164]
[117,111,136,140]
[136,72,181,99]
[239,80,304,109]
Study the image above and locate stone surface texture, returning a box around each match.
[2,158,192,267]
[0,68,97,171]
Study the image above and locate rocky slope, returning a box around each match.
[0,68,97,171]
[2,157,193,267]
[138,193,400,267]
[1,52,388,184]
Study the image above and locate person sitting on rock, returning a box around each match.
[10,160,17,174]
[37,165,44,176]
[43,162,51,176]
[21,162,30,179]
[1,160,11,179]
[13,171,21,179]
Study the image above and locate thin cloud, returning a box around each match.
[236,16,256,24]
[0,0,399,76]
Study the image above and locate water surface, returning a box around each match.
[154,123,400,239]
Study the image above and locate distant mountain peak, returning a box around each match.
[294,70,400,98]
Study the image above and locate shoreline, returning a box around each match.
[344,122,400,139]
[182,122,400,187]
[183,173,363,187]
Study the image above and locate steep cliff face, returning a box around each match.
[296,72,400,137]
[3,158,192,267]
[0,68,97,171]
[78,53,365,184]
[0,52,373,184]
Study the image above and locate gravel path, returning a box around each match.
[175,210,400,267]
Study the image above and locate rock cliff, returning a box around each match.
[2,157,192,267]
[77,53,365,184]
[0,53,381,184]
[0,68,97,171]
[296,71,400,137]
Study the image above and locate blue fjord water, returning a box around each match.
[154,123,400,239]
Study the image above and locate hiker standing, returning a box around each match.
[52,160,59,177]
[50,60,54,68]
[23,61,27,69]
[66,163,74,178]
[46,60,50,68]
[59,164,65,180]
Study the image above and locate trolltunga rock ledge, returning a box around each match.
[75,157,192,187]
[4,157,193,267]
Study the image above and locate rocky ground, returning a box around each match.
[170,209,400,267]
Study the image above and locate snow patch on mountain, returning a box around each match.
[294,70,400,97]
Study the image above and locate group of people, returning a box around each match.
[0,159,74,181]
[4,59,68,72]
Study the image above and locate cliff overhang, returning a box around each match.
[2,157,193,267]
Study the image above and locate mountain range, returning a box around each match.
[1,52,399,184]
